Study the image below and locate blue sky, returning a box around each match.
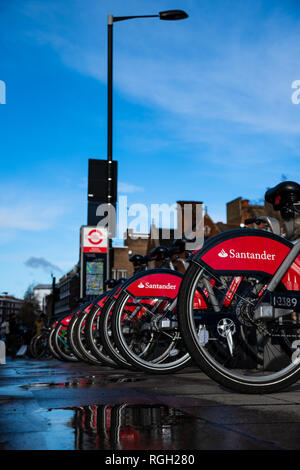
[1,0,300,298]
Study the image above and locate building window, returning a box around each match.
[59,282,70,299]
[112,269,128,280]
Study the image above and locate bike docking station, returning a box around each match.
[0,339,6,364]
[80,226,109,300]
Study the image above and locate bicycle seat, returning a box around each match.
[265,181,300,211]
[149,245,169,261]
[129,254,148,267]
[104,278,119,289]
[169,239,186,256]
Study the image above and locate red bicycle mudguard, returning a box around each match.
[84,302,94,314]
[192,228,300,291]
[123,268,207,308]
[125,270,182,300]
[61,314,73,327]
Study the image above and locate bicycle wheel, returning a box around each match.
[53,321,79,362]
[67,314,88,362]
[111,269,192,373]
[32,332,51,358]
[98,295,133,369]
[178,261,300,393]
[112,291,191,373]
[48,326,63,360]
[29,334,39,357]
[73,310,104,365]
[85,301,119,367]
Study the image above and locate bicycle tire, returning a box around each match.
[112,289,191,374]
[29,334,39,357]
[178,262,300,394]
[73,310,104,365]
[85,301,119,367]
[67,314,88,362]
[32,332,51,358]
[53,322,79,362]
[48,327,63,361]
[98,295,133,369]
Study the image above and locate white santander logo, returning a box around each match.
[218,249,228,258]
[217,248,276,261]
[137,281,177,290]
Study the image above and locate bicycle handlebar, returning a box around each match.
[244,217,264,226]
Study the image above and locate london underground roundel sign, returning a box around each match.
[82,227,108,253]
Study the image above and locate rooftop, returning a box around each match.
[33,284,52,290]
[0,295,22,302]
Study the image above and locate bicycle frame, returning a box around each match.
[265,238,300,292]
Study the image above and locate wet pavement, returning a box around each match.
[1,358,300,450]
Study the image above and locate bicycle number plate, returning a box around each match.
[271,292,300,310]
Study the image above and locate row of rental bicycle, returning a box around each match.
[30,181,300,395]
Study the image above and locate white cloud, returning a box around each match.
[0,203,66,230]
[20,0,300,140]
[7,0,300,188]
[0,182,69,232]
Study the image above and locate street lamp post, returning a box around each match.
[106,10,188,279]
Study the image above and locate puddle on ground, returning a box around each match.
[44,404,198,450]
[21,374,145,390]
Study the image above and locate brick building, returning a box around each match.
[227,197,265,226]
[112,229,149,279]
[0,295,23,323]
[225,197,282,229]
[52,265,80,317]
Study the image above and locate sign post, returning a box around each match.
[80,226,108,299]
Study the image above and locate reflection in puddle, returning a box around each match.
[49,404,195,450]
[22,375,144,390]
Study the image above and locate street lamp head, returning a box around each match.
[112,10,188,23]
[159,10,188,21]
